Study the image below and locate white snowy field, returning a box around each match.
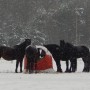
[0,58,90,90]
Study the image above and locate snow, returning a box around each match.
[0,58,90,90]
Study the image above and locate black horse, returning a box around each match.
[44,44,63,72]
[60,40,89,72]
[44,44,72,72]
[0,39,31,73]
[44,40,89,73]
[25,45,46,73]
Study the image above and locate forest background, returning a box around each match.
[0,0,90,47]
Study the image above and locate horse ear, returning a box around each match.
[60,40,65,47]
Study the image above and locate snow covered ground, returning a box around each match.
[0,58,90,90]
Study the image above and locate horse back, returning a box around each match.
[74,45,89,57]
[81,46,89,55]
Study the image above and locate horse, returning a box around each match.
[44,44,63,72]
[25,45,46,73]
[60,40,90,72]
[0,39,31,73]
[44,44,73,72]
[44,40,89,73]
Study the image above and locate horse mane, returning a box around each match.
[65,42,74,48]
[14,42,25,50]
[14,39,31,49]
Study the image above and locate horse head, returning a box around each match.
[25,39,31,47]
[60,40,66,49]
[60,40,66,54]
[13,39,31,55]
[60,40,74,58]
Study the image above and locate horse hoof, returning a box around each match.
[20,70,22,73]
[34,70,38,73]
[83,69,89,72]
[72,71,75,72]
[65,71,71,73]
[57,69,63,73]
[65,69,71,73]
[15,71,18,73]
[15,69,18,73]
[65,70,69,73]
[29,70,33,74]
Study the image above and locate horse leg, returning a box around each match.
[55,60,62,72]
[70,58,77,72]
[20,60,23,73]
[82,57,87,72]
[69,60,72,72]
[34,60,38,73]
[29,62,34,73]
[69,59,74,72]
[15,60,19,73]
[75,59,77,71]
[65,60,70,72]
[27,59,34,74]
[69,60,75,72]
[26,59,32,74]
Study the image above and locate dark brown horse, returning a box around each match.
[25,45,46,73]
[0,39,31,73]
